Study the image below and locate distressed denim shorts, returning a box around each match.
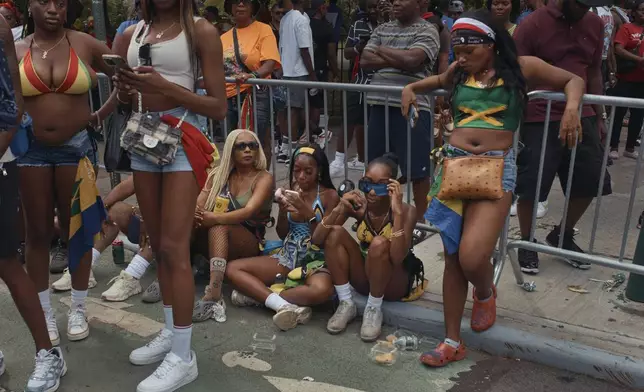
[17,129,97,167]
[129,107,200,173]
[444,143,517,193]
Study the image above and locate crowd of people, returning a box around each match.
[0,0,639,391]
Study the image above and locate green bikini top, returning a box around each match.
[452,76,523,132]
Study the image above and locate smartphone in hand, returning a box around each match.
[409,106,419,129]
[102,54,133,73]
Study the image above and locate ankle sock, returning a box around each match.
[71,289,87,310]
[91,248,101,266]
[38,290,51,313]
[366,294,383,309]
[124,254,150,279]
[172,325,193,363]
[444,338,460,349]
[264,293,290,312]
[163,305,174,331]
[334,283,353,302]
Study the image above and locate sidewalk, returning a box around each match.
[95,139,644,388]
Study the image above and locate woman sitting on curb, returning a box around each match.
[226,144,339,331]
[313,154,424,342]
[192,129,274,323]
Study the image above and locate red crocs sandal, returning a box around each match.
[419,342,467,368]
[471,285,497,332]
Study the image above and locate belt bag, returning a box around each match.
[120,91,186,166]
[437,153,506,201]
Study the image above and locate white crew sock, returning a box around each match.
[172,325,193,363]
[163,305,174,331]
[366,294,383,309]
[91,248,101,266]
[71,289,87,310]
[334,152,345,163]
[38,290,51,313]
[264,293,290,312]
[124,254,150,280]
[334,283,353,302]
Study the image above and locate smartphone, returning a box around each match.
[102,54,132,72]
[284,190,299,198]
[409,106,419,128]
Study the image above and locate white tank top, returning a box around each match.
[126,18,201,91]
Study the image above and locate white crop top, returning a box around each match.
[126,18,201,91]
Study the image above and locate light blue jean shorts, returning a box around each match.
[129,107,201,173]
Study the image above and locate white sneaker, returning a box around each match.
[136,351,198,392]
[330,159,344,177]
[624,150,640,160]
[0,350,5,377]
[326,300,357,334]
[360,305,383,342]
[536,201,549,219]
[67,307,89,341]
[609,150,619,160]
[101,271,143,302]
[510,201,547,218]
[231,290,260,307]
[25,347,67,392]
[45,308,60,346]
[347,157,365,171]
[52,268,97,292]
[130,329,173,366]
[272,304,312,331]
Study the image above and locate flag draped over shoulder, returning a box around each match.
[425,165,463,255]
[68,157,106,272]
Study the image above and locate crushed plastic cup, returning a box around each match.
[388,329,419,351]
[369,341,398,366]
[250,332,276,353]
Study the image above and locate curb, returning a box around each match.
[352,295,644,389]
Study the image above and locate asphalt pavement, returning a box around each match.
[0,262,632,392]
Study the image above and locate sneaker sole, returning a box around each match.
[545,239,591,270]
[50,333,61,346]
[360,332,380,343]
[326,314,356,335]
[36,362,67,392]
[520,267,539,274]
[67,328,89,342]
[141,295,162,304]
[273,310,298,331]
[136,366,198,392]
[296,307,313,325]
[102,287,143,302]
[129,350,171,366]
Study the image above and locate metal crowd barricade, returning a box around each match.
[501,91,644,291]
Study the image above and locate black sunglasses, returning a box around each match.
[138,43,152,66]
[234,141,260,151]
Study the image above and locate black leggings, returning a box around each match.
[610,80,644,151]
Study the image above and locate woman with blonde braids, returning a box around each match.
[192,129,274,323]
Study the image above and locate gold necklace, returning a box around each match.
[155,22,176,39]
[33,33,67,59]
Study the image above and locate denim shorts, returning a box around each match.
[17,129,97,167]
[129,107,200,173]
[444,143,517,193]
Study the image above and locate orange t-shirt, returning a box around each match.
[221,21,281,98]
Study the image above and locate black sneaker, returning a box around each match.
[518,245,540,274]
[545,226,591,270]
[277,153,290,164]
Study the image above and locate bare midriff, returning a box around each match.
[26,93,91,145]
[449,127,514,154]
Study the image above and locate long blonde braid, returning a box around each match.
[203,129,268,212]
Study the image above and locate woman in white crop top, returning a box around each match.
[112,0,226,390]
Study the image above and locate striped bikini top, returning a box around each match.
[19,36,95,97]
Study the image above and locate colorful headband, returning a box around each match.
[451,17,496,45]
[295,147,315,156]
[0,2,16,14]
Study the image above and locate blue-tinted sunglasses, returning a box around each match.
[358,178,389,196]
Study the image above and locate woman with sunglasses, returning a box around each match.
[191,129,273,323]
[314,153,424,342]
[226,144,338,331]
[400,10,584,367]
[15,0,115,347]
[220,0,279,164]
[113,0,227,389]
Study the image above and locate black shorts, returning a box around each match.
[0,161,20,259]
[346,91,370,126]
[367,105,431,181]
[309,70,328,109]
[515,117,612,201]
